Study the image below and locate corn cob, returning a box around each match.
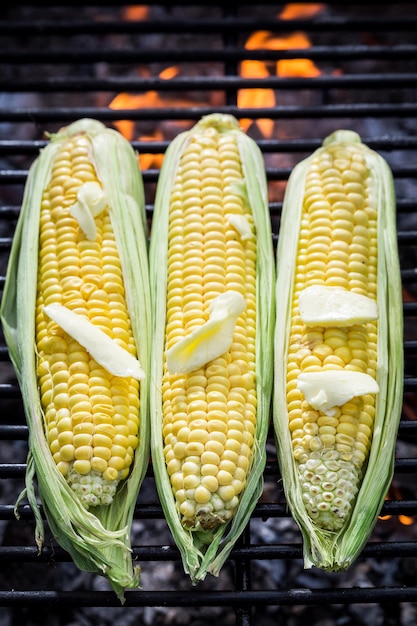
[1,118,151,599]
[274,129,403,571]
[149,113,275,582]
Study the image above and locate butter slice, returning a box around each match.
[297,370,379,415]
[298,285,378,327]
[43,303,145,380]
[166,290,246,375]
[227,214,253,241]
[69,181,108,241]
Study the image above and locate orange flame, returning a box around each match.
[109,65,193,170]
[379,485,415,526]
[239,3,323,137]
[275,32,323,78]
[110,3,325,165]
[122,6,149,21]
[279,3,325,19]
[379,511,415,526]
[239,32,278,138]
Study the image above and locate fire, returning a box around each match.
[109,3,324,168]
[239,34,279,138]
[239,3,323,136]
[122,6,149,21]
[279,3,325,19]
[108,66,193,170]
[379,511,415,526]
[379,485,415,526]
[275,32,323,79]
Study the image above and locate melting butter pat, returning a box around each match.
[166,290,246,375]
[298,285,378,327]
[69,181,108,241]
[226,214,253,241]
[43,303,145,380]
[297,370,379,415]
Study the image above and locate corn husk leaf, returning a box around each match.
[273,129,404,571]
[149,113,275,583]
[0,118,151,601]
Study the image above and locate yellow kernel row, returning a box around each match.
[35,131,141,504]
[162,125,257,529]
[287,141,378,503]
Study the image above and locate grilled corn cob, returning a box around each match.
[274,129,403,571]
[1,118,151,599]
[150,113,275,582]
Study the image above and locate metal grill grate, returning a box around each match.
[1,3,417,625]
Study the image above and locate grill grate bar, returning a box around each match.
[2,165,417,185]
[1,499,416,522]
[0,425,28,437]
[1,3,417,623]
[3,540,417,563]
[2,104,417,123]
[2,586,417,608]
[2,15,417,36]
[2,421,417,441]
[3,73,417,93]
[1,199,416,216]
[0,458,417,478]
[3,137,417,155]
[3,45,417,66]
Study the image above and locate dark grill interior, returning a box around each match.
[1,3,417,625]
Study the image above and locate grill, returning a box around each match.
[1,3,417,625]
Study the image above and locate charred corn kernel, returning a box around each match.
[274,129,403,572]
[1,118,151,599]
[150,113,275,583]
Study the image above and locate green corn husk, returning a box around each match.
[273,129,404,571]
[0,118,151,601]
[149,113,275,583]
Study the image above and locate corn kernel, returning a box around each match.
[281,131,380,533]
